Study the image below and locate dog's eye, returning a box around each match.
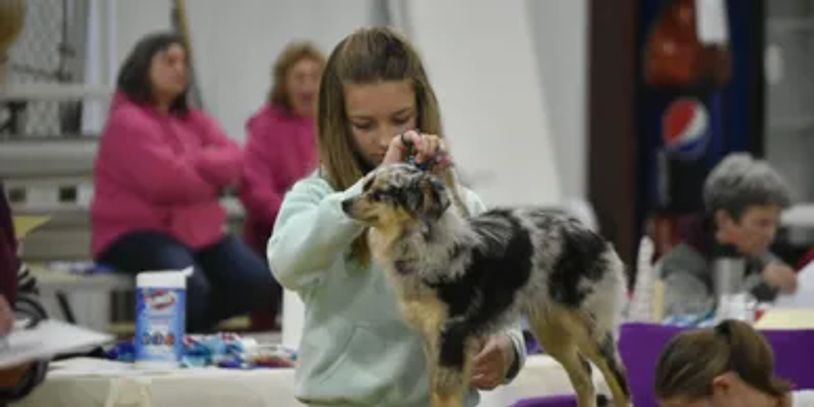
[369,191,383,201]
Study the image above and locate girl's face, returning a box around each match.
[286,57,321,118]
[148,43,188,104]
[344,80,417,168]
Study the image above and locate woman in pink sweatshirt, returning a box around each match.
[240,43,323,328]
[92,32,273,332]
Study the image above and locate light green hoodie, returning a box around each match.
[268,171,526,406]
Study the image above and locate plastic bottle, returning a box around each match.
[134,268,190,368]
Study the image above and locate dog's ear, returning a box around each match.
[400,174,425,214]
[424,176,450,219]
[402,173,450,219]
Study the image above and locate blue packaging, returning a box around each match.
[134,269,189,367]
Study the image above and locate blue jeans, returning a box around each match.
[98,231,275,332]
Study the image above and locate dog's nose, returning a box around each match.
[341,199,352,214]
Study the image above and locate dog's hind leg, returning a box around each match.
[575,330,630,407]
[528,312,596,407]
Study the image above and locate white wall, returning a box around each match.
[528,0,588,201]
[403,0,563,207]
[115,0,170,67]
[110,0,588,201]
[186,0,379,141]
[113,0,377,141]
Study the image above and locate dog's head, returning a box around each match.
[341,164,451,228]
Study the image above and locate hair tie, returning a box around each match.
[715,321,731,338]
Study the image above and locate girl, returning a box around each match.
[268,27,525,406]
[656,319,814,407]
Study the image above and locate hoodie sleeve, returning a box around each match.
[268,176,366,292]
[101,108,217,205]
[191,111,243,188]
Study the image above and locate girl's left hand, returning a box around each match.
[471,334,515,390]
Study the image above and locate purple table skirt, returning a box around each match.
[514,323,814,407]
[512,394,577,407]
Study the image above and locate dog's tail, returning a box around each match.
[592,329,631,406]
[579,249,631,406]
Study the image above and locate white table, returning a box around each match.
[12,355,607,407]
[12,358,302,407]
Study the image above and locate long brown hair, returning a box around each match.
[268,42,325,111]
[655,319,791,402]
[117,32,190,115]
[317,27,446,263]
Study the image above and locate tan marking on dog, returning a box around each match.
[429,336,479,407]
[526,305,630,407]
[398,295,483,407]
[526,305,597,407]
[368,210,413,259]
[399,296,446,339]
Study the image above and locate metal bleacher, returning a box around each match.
[0,83,245,333]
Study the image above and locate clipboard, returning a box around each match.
[0,319,114,369]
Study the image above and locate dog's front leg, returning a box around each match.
[429,323,477,407]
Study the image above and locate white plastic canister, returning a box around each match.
[134,268,191,368]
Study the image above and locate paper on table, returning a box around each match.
[755,309,814,330]
[0,319,114,368]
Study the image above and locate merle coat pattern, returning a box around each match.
[341,164,630,407]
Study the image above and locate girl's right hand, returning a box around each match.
[381,130,452,172]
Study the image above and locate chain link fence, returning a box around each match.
[3,0,86,138]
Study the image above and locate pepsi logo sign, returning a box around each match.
[661,97,710,159]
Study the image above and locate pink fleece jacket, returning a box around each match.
[239,103,317,254]
[91,93,242,257]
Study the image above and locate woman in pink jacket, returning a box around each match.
[92,32,273,332]
[240,42,323,328]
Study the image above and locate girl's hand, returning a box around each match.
[382,130,451,172]
[471,334,515,390]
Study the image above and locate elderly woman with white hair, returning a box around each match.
[660,153,797,318]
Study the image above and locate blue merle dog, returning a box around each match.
[341,164,630,407]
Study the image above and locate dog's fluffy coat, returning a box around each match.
[342,164,630,407]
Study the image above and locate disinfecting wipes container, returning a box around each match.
[134,268,191,368]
